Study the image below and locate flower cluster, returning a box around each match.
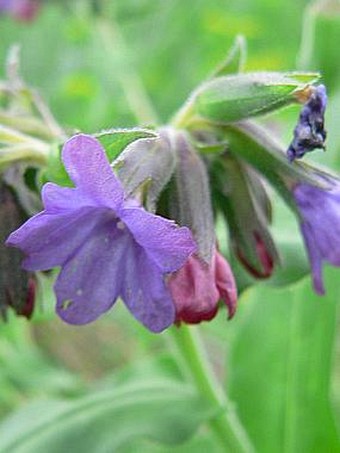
[5,77,340,333]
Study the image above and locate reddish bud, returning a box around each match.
[237,231,274,279]
[168,249,237,324]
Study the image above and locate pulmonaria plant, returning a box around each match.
[293,178,340,295]
[6,135,196,332]
[3,43,340,332]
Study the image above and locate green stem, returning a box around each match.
[96,16,159,125]
[170,324,254,452]
[94,10,252,451]
[171,98,196,129]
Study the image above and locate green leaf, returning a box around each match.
[193,72,320,123]
[0,380,215,453]
[40,129,157,187]
[267,236,309,287]
[298,0,340,93]
[95,128,157,162]
[211,35,247,77]
[40,143,72,187]
[228,267,340,452]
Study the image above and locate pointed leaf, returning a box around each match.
[228,267,340,452]
[172,132,215,262]
[212,35,247,77]
[0,380,215,452]
[95,128,157,162]
[212,154,278,277]
[115,129,176,212]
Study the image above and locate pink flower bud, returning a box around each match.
[168,249,237,324]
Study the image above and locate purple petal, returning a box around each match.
[55,218,129,325]
[295,183,340,266]
[0,0,10,11]
[42,183,95,212]
[62,134,124,210]
[121,241,175,332]
[300,222,324,294]
[7,207,111,271]
[121,207,196,272]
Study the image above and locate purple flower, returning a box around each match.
[0,0,40,21]
[294,179,340,294]
[287,85,327,162]
[6,134,196,332]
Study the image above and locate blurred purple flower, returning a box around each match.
[287,85,327,162]
[0,0,40,21]
[294,179,340,294]
[168,248,237,324]
[6,134,196,332]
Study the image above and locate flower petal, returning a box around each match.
[6,207,111,271]
[55,217,129,325]
[121,207,196,272]
[168,254,219,324]
[300,222,325,295]
[215,251,238,319]
[42,183,95,212]
[62,134,124,210]
[121,241,175,332]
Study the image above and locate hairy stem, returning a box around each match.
[170,324,254,452]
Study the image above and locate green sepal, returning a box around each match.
[94,128,157,162]
[39,143,72,188]
[171,131,216,263]
[193,71,320,124]
[211,154,278,277]
[114,128,176,212]
[211,35,247,77]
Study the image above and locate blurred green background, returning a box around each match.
[1,0,340,451]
